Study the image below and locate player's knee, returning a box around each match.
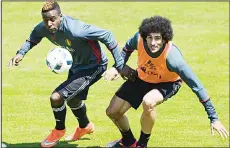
[106,107,113,118]
[106,107,122,120]
[142,90,163,112]
[50,92,63,106]
[142,97,156,113]
[67,98,82,108]
[142,96,156,107]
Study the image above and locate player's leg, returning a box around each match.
[41,91,67,148]
[65,94,94,141]
[106,95,136,147]
[62,65,106,141]
[106,95,131,131]
[67,94,89,129]
[106,77,150,147]
[137,89,163,148]
[41,65,106,147]
[137,80,182,147]
[50,92,66,130]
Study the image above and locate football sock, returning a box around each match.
[137,131,151,146]
[52,103,66,130]
[70,102,90,128]
[120,128,136,146]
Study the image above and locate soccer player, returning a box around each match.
[105,16,229,147]
[7,1,123,147]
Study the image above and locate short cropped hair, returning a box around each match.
[139,16,173,42]
[41,0,61,14]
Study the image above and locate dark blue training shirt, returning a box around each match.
[17,15,124,73]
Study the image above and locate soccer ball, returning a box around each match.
[46,47,73,74]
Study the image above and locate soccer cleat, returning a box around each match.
[65,122,94,141]
[106,139,137,148]
[41,129,66,148]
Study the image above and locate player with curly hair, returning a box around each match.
[8,1,124,147]
[105,15,228,147]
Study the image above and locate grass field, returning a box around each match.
[2,2,229,147]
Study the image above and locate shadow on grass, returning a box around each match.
[2,138,102,147]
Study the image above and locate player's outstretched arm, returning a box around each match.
[211,120,229,138]
[166,47,229,139]
[7,21,45,69]
[7,54,24,69]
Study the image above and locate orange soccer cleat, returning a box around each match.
[41,129,66,148]
[65,122,94,141]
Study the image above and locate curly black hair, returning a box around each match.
[42,0,61,14]
[139,16,173,42]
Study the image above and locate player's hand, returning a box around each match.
[7,54,24,69]
[102,67,120,81]
[211,120,229,138]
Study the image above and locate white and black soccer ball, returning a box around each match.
[46,47,73,74]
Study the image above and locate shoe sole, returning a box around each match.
[41,140,58,148]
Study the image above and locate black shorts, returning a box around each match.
[55,65,107,101]
[115,77,182,109]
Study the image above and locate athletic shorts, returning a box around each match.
[55,65,107,101]
[115,77,182,109]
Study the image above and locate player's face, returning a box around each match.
[146,33,164,53]
[42,9,62,34]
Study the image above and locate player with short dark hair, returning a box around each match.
[105,15,229,147]
[8,1,123,147]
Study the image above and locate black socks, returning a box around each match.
[137,131,151,147]
[120,128,136,146]
[70,102,90,128]
[53,104,66,130]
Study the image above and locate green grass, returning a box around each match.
[2,2,229,147]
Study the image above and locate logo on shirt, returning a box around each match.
[140,60,162,79]
[65,39,71,47]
